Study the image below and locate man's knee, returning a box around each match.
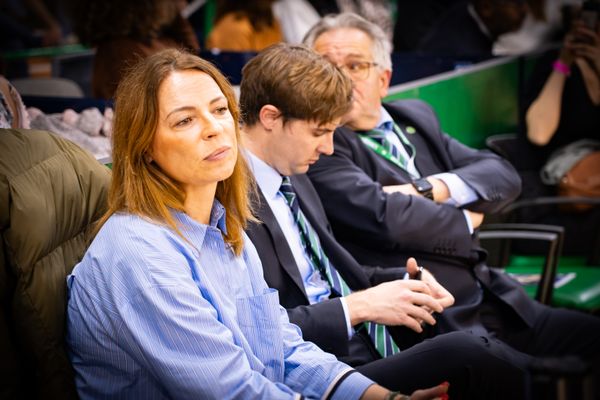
[426,331,530,369]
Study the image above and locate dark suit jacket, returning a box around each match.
[246,174,406,361]
[417,2,494,59]
[307,99,542,332]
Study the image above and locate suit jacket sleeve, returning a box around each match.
[307,100,521,259]
[285,299,350,356]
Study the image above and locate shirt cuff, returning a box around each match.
[329,370,375,400]
[432,172,478,207]
[462,209,474,234]
[339,297,354,340]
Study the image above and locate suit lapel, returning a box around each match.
[254,189,309,298]
[291,176,326,230]
[291,175,369,291]
[385,101,451,176]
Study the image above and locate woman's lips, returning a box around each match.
[205,146,231,161]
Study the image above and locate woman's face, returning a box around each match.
[151,70,237,196]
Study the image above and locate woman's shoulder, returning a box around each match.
[80,213,192,288]
[100,212,158,232]
[93,213,180,252]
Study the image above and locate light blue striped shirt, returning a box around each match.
[66,201,373,399]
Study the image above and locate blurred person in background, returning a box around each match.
[494,0,582,55]
[206,0,283,51]
[0,0,63,51]
[417,0,528,59]
[66,0,199,100]
[518,4,600,257]
[392,0,463,52]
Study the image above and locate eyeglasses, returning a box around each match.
[338,60,379,81]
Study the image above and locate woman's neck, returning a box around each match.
[183,183,218,225]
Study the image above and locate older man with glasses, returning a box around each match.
[303,11,600,395]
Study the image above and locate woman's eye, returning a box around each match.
[215,106,228,115]
[175,117,192,127]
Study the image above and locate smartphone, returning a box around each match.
[580,0,599,30]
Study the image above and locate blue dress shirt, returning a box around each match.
[66,201,373,399]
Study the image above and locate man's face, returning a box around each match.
[269,117,340,176]
[312,28,391,131]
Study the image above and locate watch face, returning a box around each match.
[413,178,434,199]
[414,178,432,192]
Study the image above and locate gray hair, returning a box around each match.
[302,12,392,71]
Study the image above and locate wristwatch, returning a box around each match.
[412,178,434,200]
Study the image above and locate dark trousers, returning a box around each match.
[355,331,532,399]
[483,301,600,363]
[349,297,600,399]
[481,298,600,399]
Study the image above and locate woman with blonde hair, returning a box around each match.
[65,48,448,399]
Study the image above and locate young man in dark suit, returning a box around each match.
[240,42,533,399]
[303,11,600,378]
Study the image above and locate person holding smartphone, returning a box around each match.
[521,0,600,256]
[526,1,600,147]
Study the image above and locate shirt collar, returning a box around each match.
[467,3,493,40]
[246,150,283,201]
[376,107,394,132]
[173,199,228,234]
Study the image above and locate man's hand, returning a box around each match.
[360,382,450,400]
[465,210,484,230]
[383,182,417,196]
[406,257,454,309]
[409,382,450,400]
[346,278,444,333]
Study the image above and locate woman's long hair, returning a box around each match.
[98,48,254,255]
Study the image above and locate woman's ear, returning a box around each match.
[258,104,281,131]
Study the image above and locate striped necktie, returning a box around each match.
[365,121,411,170]
[279,176,400,357]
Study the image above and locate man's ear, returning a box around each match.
[378,69,392,99]
[258,105,281,131]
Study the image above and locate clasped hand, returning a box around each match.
[346,258,454,333]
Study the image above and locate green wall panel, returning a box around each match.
[385,59,521,149]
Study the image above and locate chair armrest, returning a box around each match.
[479,223,564,305]
[501,197,600,215]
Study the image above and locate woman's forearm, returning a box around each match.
[526,69,567,146]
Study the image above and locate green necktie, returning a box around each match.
[279,176,400,357]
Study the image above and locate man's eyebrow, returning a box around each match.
[323,52,366,61]
[165,96,226,118]
[340,52,369,60]
[315,127,336,133]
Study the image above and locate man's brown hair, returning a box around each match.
[99,48,254,255]
[239,43,353,127]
